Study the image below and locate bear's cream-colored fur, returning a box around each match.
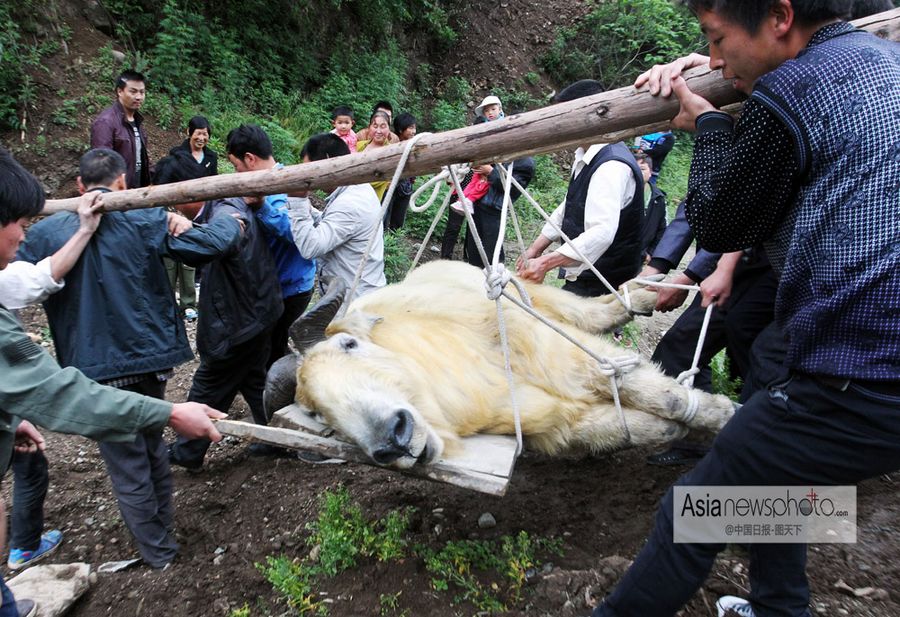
[296,261,734,469]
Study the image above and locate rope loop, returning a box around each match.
[484,264,512,301]
[676,367,701,385]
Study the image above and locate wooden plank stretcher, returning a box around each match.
[215,404,519,496]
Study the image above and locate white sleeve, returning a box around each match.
[0,258,65,310]
[539,197,567,242]
[556,161,635,264]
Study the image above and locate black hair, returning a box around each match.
[302,133,351,162]
[0,147,45,225]
[393,112,416,135]
[848,0,893,19]
[332,106,354,120]
[368,110,391,127]
[683,0,852,33]
[371,100,393,115]
[472,115,489,125]
[553,79,606,104]
[187,115,211,137]
[79,148,127,188]
[115,69,146,91]
[153,154,206,184]
[226,124,273,160]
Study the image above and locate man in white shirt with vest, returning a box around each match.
[517,80,645,297]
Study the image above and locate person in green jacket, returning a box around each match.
[0,146,226,616]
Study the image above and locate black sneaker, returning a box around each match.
[246,443,294,458]
[167,444,203,471]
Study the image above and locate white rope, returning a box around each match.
[677,302,715,389]
[349,145,719,455]
[342,132,428,313]
[409,167,452,213]
[499,169,634,312]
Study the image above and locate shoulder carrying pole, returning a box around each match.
[41,9,900,215]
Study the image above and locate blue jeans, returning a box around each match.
[0,578,19,616]
[10,450,49,551]
[594,373,900,617]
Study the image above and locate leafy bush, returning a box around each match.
[305,486,412,576]
[383,229,413,283]
[0,1,57,129]
[542,0,704,89]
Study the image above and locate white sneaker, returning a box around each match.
[716,595,756,617]
[449,199,473,214]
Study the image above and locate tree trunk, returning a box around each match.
[42,9,900,214]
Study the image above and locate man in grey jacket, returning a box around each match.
[288,133,385,299]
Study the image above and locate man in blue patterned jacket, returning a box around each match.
[590,2,900,616]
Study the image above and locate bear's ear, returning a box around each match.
[328,311,383,341]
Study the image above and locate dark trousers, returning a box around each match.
[562,278,614,298]
[267,290,313,370]
[9,450,49,551]
[741,321,789,403]
[99,376,177,568]
[594,373,900,617]
[464,206,503,269]
[172,328,272,465]
[0,578,17,616]
[384,192,411,232]
[440,209,466,260]
[651,260,777,393]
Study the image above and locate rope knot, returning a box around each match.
[484,264,512,301]
[675,367,701,386]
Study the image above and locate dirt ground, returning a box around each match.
[4,2,900,615]
[6,304,900,617]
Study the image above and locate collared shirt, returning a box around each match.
[540,144,636,279]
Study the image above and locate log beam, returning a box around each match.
[42,9,900,215]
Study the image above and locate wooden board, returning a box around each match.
[216,406,519,496]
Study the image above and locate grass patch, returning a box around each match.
[252,487,562,616]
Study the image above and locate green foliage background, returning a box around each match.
[541,0,704,89]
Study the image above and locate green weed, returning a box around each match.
[378,592,409,617]
[306,487,412,576]
[228,604,251,617]
[51,99,80,128]
[256,556,322,615]
[710,349,743,402]
[421,531,563,612]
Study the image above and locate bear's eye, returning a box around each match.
[341,337,358,351]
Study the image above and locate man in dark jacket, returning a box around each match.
[17,148,238,569]
[90,70,150,189]
[592,1,900,615]
[0,145,225,614]
[168,192,284,469]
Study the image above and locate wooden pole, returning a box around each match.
[42,9,900,215]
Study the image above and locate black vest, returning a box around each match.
[560,142,645,294]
